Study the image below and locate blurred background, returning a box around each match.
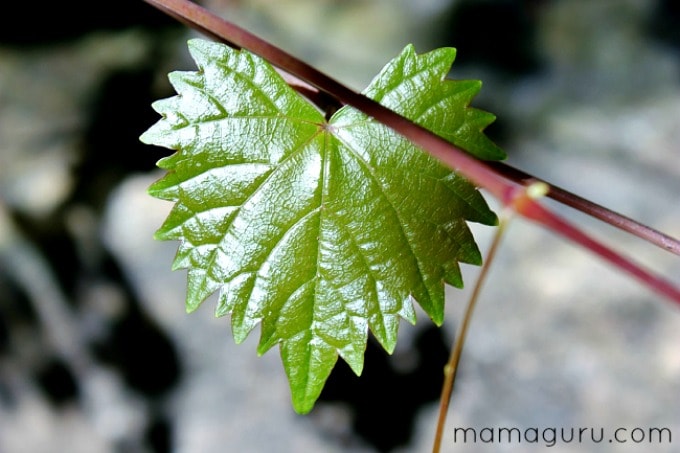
[0,0,679,452]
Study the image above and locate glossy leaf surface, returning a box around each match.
[141,39,504,413]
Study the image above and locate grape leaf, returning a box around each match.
[140,39,505,413]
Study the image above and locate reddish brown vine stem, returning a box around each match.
[487,162,680,255]
[144,0,680,257]
[142,0,680,305]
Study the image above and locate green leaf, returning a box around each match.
[141,39,505,413]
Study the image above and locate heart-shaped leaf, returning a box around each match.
[141,39,504,413]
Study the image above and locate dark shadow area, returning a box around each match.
[0,0,179,46]
[436,0,546,76]
[649,0,680,56]
[90,254,181,399]
[145,411,173,453]
[318,325,450,452]
[34,358,80,407]
[77,65,172,212]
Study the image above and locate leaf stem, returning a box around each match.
[432,202,511,453]
[140,0,680,307]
